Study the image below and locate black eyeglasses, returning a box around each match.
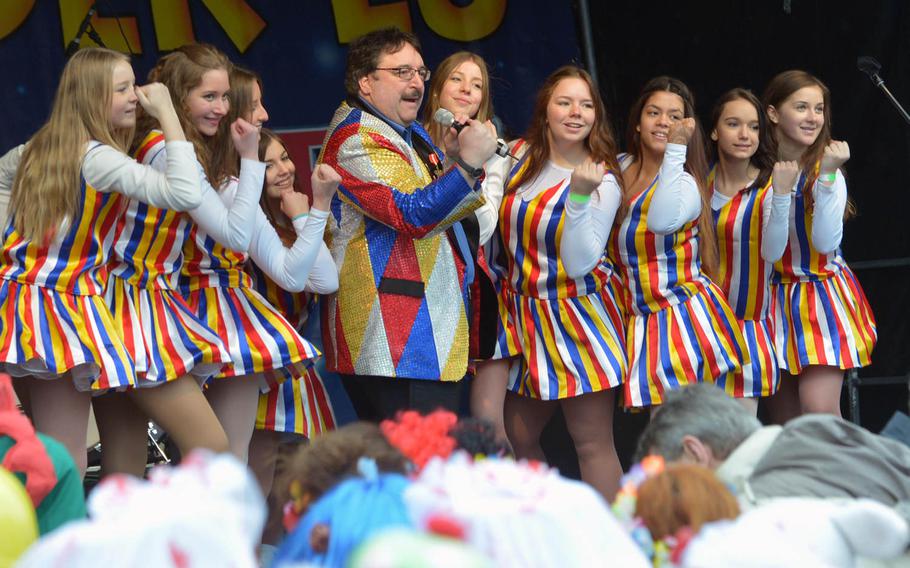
[374,66,431,82]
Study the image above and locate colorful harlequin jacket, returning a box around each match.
[317,101,484,381]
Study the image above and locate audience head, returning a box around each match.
[346,27,425,126]
[635,384,761,467]
[635,464,740,540]
[275,463,413,567]
[405,454,650,567]
[380,410,511,471]
[423,51,493,146]
[281,422,408,530]
[709,87,776,191]
[15,451,264,568]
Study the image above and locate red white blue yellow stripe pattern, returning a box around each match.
[710,168,778,397]
[106,130,230,385]
[0,152,135,390]
[771,169,876,372]
[248,263,336,437]
[179,206,320,386]
[496,157,626,400]
[609,171,747,407]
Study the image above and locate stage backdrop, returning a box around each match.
[0,0,582,194]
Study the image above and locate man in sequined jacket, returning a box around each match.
[317,27,497,419]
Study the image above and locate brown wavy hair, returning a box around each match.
[624,76,718,278]
[709,88,776,193]
[218,65,263,179]
[257,128,297,246]
[422,51,493,148]
[280,422,408,514]
[635,464,740,540]
[11,48,134,242]
[509,65,622,195]
[133,43,232,189]
[762,69,854,218]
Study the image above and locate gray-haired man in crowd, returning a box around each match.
[636,384,910,511]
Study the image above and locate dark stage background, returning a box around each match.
[0,1,907,471]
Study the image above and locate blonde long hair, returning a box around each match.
[422,51,493,148]
[11,48,134,242]
[133,43,232,189]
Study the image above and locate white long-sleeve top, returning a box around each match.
[559,173,623,279]
[475,153,512,246]
[150,147,336,294]
[237,193,337,294]
[147,147,263,252]
[645,143,702,234]
[808,170,848,254]
[0,141,202,212]
[711,185,792,263]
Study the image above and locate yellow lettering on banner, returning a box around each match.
[332,0,412,44]
[151,0,195,51]
[200,0,265,53]
[59,0,141,54]
[417,0,506,41]
[0,1,35,40]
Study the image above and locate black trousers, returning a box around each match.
[339,373,465,422]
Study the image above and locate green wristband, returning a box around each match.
[568,192,592,205]
[292,212,309,222]
[819,172,837,185]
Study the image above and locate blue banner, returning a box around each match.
[0,1,581,190]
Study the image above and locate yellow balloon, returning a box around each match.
[0,467,38,567]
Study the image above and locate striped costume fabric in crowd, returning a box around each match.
[610,161,748,408]
[177,178,319,389]
[248,262,336,438]
[496,155,626,400]
[106,130,230,385]
[710,168,779,397]
[0,143,135,390]
[771,169,876,373]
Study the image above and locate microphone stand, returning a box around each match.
[858,56,910,126]
[64,2,106,59]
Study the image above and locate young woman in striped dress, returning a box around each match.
[93,45,272,475]
[173,59,336,461]
[497,66,627,499]
[609,77,748,409]
[708,88,797,413]
[421,51,512,445]
[0,48,204,474]
[762,70,877,420]
[246,127,340,547]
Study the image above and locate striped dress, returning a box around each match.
[710,169,779,397]
[178,184,320,389]
[248,262,336,438]
[609,158,748,407]
[771,169,876,373]
[106,131,230,385]
[0,144,134,391]
[495,158,626,400]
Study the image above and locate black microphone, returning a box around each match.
[64,3,97,59]
[857,56,883,86]
[857,55,910,125]
[433,108,514,159]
